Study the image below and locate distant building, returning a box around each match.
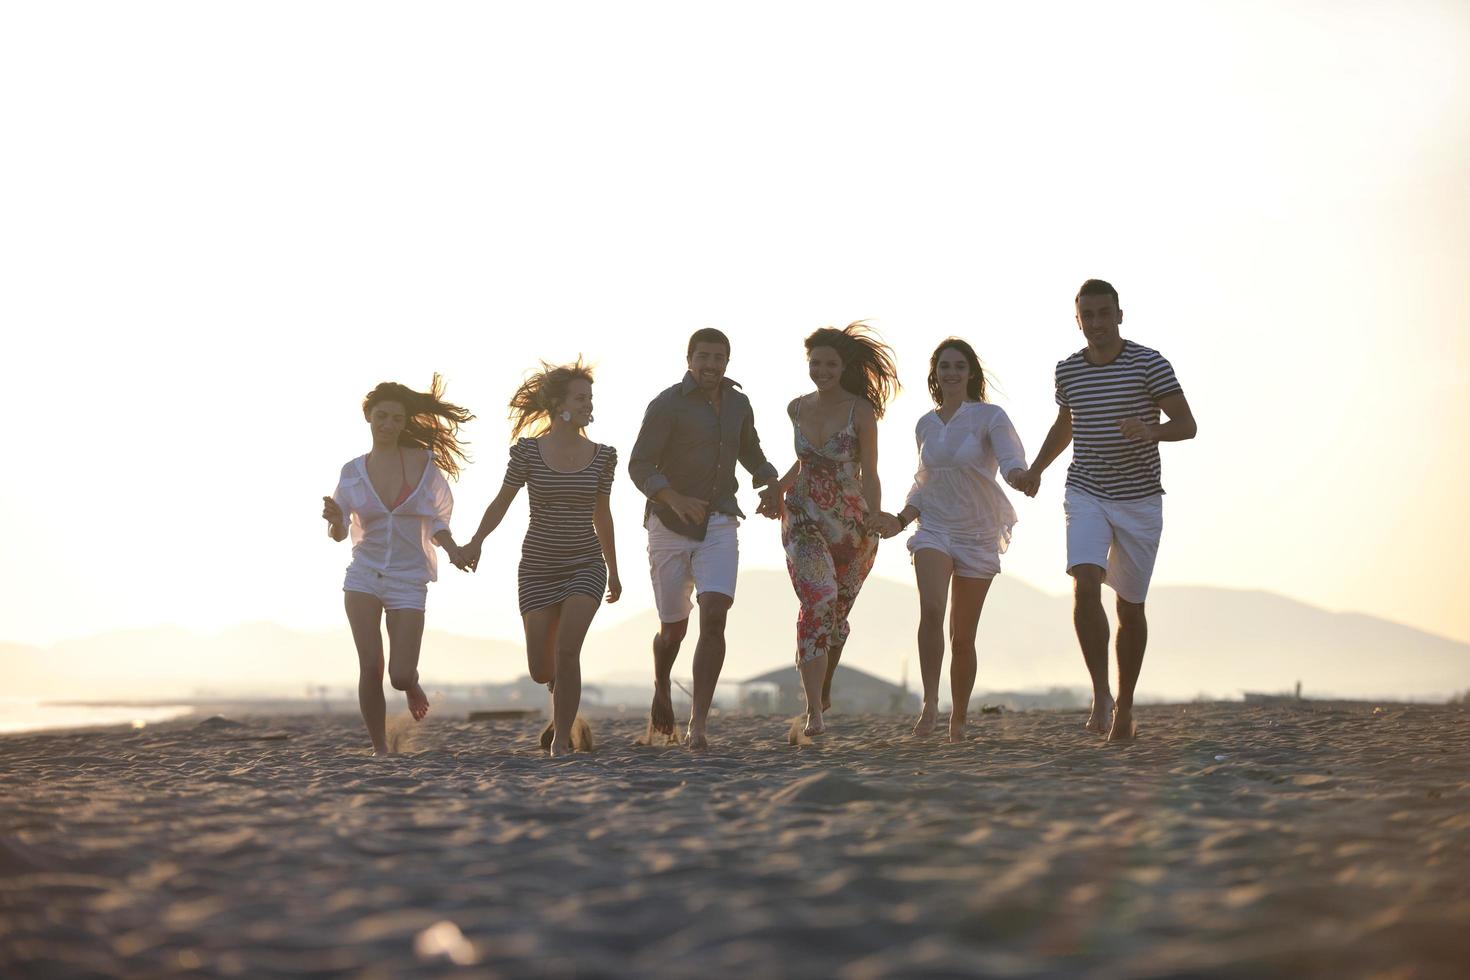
[737,665,921,715]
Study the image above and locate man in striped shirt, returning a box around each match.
[1015,279,1197,742]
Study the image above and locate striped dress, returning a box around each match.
[503,437,617,614]
[1055,339,1183,500]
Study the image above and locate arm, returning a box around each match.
[756,461,800,519]
[425,463,465,567]
[989,409,1031,491]
[854,401,882,522]
[459,483,520,571]
[1120,392,1197,443]
[628,396,708,524]
[593,493,621,602]
[1018,406,1072,495]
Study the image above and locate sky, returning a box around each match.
[3,1,1468,661]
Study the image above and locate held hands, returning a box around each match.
[755,485,783,520]
[869,512,903,539]
[454,538,483,572]
[1006,468,1040,498]
[1118,417,1158,442]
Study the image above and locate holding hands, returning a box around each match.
[454,538,483,572]
[1006,467,1040,498]
[755,485,783,520]
[869,511,904,539]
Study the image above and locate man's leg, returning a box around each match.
[651,617,688,736]
[687,592,731,749]
[1070,563,1113,734]
[1111,597,1147,742]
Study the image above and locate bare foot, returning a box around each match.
[1107,705,1137,743]
[539,721,555,753]
[821,679,833,712]
[947,715,967,743]
[570,717,595,753]
[371,748,395,758]
[685,720,709,751]
[549,738,572,756]
[910,702,938,737]
[405,682,430,721]
[650,680,675,737]
[803,713,825,737]
[1085,693,1114,735]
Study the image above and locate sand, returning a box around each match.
[2,702,1468,978]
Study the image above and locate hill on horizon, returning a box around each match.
[5,571,1467,702]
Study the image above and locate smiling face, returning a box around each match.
[556,378,594,427]
[366,399,407,446]
[1075,293,1124,349]
[807,345,844,394]
[934,347,973,398]
[687,341,729,393]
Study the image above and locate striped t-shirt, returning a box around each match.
[1055,339,1183,500]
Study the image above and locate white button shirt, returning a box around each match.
[904,402,1028,553]
[332,454,454,584]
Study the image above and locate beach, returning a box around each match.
[2,702,1467,978]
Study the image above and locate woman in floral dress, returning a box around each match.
[768,323,899,736]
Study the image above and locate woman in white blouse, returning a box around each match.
[321,375,472,756]
[874,339,1031,742]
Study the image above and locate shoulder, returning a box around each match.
[851,397,877,422]
[915,410,936,432]
[786,394,804,418]
[646,384,684,409]
[512,437,538,456]
[1056,349,1088,372]
[974,402,1013,427]
[1123,340,1168,361]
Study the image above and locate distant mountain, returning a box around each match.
[3,571,1466,701]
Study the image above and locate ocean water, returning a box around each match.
[0,698,194,735]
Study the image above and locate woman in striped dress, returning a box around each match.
[461,359,621,755]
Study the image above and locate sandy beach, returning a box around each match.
[2,702,1467,978]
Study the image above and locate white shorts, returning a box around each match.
[646,513,739,623]
[907,524,1000,579]
[344,563,428,612]
[1063,487,1163,604]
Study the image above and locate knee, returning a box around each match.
[659,619,689,645]
[918,602,946,627]
[698,596,732,631]
[388,668,416,691]
[528,663,554,685]
[950,640,977,662]
[1071,572,1104,603]
[554,642,582,667]
[1116,598,1147,626]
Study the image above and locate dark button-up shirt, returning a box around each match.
[628,372,780,540]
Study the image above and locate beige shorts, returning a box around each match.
[344,563,428,611]
[646,513,739,623]
[1064,487,1163,603]
[907,524,1001,579]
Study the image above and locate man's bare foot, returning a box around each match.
[803,714,825,737]
[685,723,709,751]
[650,679,675,736]
[1085,693,1114,735]
[549,738,573,756]
[406,683,430,721]
[947,715,967,743]
[910,702,938,737]
[371,747,394,757]
[1107,705,1137,743]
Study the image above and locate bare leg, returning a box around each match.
[1070,564,1113,734]
[687,593,731,750]
[911,550,953,736]
[522,606,561,750]
[344,591,389,755]
[821,641,843,712]
[946,574,992,743]
[799,652,827,735]
[1110,597,1147,742]
[547,594,600,755]
[385,608,429,722]
[650,618,687,737]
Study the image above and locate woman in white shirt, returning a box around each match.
[321,375,472,756]
[874,339,1030,743]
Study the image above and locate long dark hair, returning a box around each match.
[803,322,900,419]
[926,337,988,406]
[508,357,595,440]
[362,374,473,479]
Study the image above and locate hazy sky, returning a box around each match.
[4,1,1468,653]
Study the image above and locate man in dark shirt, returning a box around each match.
[628,328,781,749]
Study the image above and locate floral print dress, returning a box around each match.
[782,397,879,664]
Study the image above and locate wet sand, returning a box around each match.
[2,702,1467,978]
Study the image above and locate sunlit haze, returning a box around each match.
[4,1,1468,683]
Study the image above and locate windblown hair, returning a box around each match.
[804,322,900,419]
[926,337,988,406]
[361,374,473,479]
[508,357,596,440]
[1075,278,1120,307]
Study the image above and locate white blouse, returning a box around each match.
[332,454,454,584]
[904,402,1028,552]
